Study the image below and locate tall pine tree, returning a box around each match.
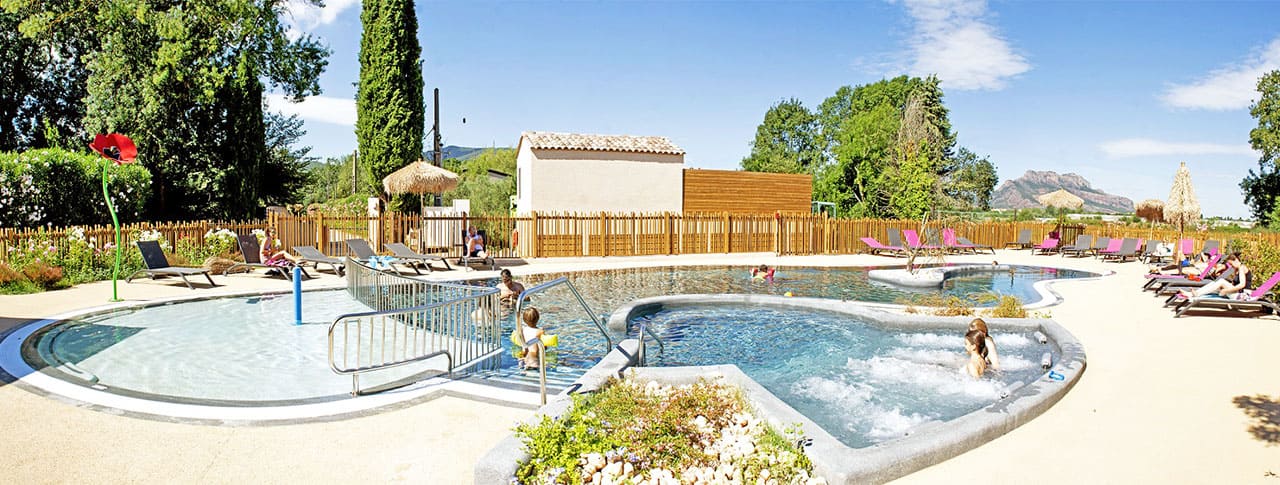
[356,0,425,198]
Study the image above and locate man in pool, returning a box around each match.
[497,269,526,304]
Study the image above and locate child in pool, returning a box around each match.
[968,318,1001,371]
[962,329,989,378]
[750,264,775,283]
[519,307,545,369]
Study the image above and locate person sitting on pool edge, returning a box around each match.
[750,264,775,283]
[519,307,545,369]
[497,269,526,304]
[962,329,989,378]
[968,318,1001,371]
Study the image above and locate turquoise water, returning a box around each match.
[628,304,1053,448]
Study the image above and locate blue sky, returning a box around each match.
[271,0,1280,218]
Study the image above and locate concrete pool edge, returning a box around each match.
[483,295,1087,484]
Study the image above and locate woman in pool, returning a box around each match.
[968,318,1000,371]
[259,228,299,266]
[1177,252,1251,300]
[497,269,526,304]
[519,307,545,369]
[962,329,989,378]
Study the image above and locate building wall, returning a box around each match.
[517,146,684,213]
[682,169,812,213]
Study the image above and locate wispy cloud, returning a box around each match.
[1099,138,1256,158]
[280,0,358,36]
[266,93,355,126]
[1161,37,1280,110]
[899,0,1030,91]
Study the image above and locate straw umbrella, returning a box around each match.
[382,160,460,251]
[1164,161,1200,243]
[1136,198,1164,240]
[1036,189,1084,242]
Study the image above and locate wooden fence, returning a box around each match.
[4,213,1278,263]
[0,220,267,261]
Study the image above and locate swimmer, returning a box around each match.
[496,269,526,304]
[962,329,988,378]
[751,264,776,283]
[519,308,545,369]
[968,318,1001,370]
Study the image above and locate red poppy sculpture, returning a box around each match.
[90,133,138,301]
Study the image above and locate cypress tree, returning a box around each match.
[356,0,425,196]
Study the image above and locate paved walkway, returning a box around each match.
[1,251,1277,483]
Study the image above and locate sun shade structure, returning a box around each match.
[1036,189,1084,210]
[1136,199,1164,222]
[1164,162,1200,241]
[382,159,460,195]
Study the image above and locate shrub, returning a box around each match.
[0,261,22,285]
[1242,238,1280,298]
[21,261,63,289]
[515,377,820,484]
[985,295,1028,318]
[0,148,151,227]
[895,294,975,316]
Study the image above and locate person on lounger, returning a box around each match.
[962,329,989,378]
[260,228,300,266]
[496,269,526,304]
[1177,253,1250,300]
[968,318,1001,371]
[466,225,487,259]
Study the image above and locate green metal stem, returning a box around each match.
[103,162,121,302]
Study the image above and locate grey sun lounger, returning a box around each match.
[955,237,995,255]
[886,229,905,250]
[126,240,217,290]
[1101,238,1140,262]
[1170,271,1280,318]
[224,234,310,280]
[1159,267,1237,306]
[1138,240,1164,264]
[1059,235,1094,258]
[292,245,346,276]
[386,242,453,272]
[1087,236,1110,258]
[345,239,421,275]
[1004,229,1033,249]
[458,230,498,270]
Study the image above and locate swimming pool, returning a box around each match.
[5,264,1092,416]
[626,303,1054,448]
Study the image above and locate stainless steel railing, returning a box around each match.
[635,322,665,366]
[513,277,612,350]
[330,258,503,395]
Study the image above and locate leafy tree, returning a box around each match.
[5,0,328,220]
[441,148,517,215]
[356,0,425,203]
[1243,69,1280,221]
[740,99,821,174]
[941,147,998,210]
[0,8,91,151]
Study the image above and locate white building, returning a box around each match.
[514,131,685,213]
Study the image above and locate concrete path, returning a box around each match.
[1,251,1277,483]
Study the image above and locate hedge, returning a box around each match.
[0,148,152,227]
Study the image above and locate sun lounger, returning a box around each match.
[1159,267,1237,304]
[1101,238,1140,262]
[457,229,497,270]
[955,236,995,255]
[941,228,978,254]
[901,229,941,250]
[1032,237,1059,255]
[886,229,905,249]
[1138,240,1164,264]
[1086,236,1110,258]
[860,237,906,256]
[224,234,310,280]
[1200,240,1220,261]
[386,242,453,271]
[1171,271,1280,318]
[1094,238,1123,259]
[345,239,421,275]
[292,245,345,276]
[1004,229,1033,249]
[125,240,217,289]
[1143,253,1221,291]
[1059,234,1094,258]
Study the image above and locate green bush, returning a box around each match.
[1242,238,1280,298]
[0,148,151,227]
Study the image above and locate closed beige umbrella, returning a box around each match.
[1164,161,1200,242]
[382,160,461,251]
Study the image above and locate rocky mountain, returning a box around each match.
[991,170,1134,213]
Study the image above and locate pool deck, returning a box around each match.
[2,251,1278,483]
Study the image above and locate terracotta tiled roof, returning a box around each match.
[520,131,685,155]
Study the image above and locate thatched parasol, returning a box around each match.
[1036,189,1085,210]
[382,160,461,251]
[1164,161,1200,242]
[1136,198,1164,240]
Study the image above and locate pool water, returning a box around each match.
[25,264,1087,404]
[628,304,1053,448]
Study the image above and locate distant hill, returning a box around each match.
[432,145,510,161]
[991,170,1134,214]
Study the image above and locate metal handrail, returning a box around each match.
[520,338,548,405]
[635,322,665,366]
[331,258,502,395]
[513,277,613,350]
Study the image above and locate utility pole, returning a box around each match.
[352,148,358,195]
[432,88,442,166]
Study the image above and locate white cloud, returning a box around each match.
[900,0,1031,91]
[1098,138,1256,158]
[1161,38,1280,110]
[266,93,356,126]
[280,0,359,36]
